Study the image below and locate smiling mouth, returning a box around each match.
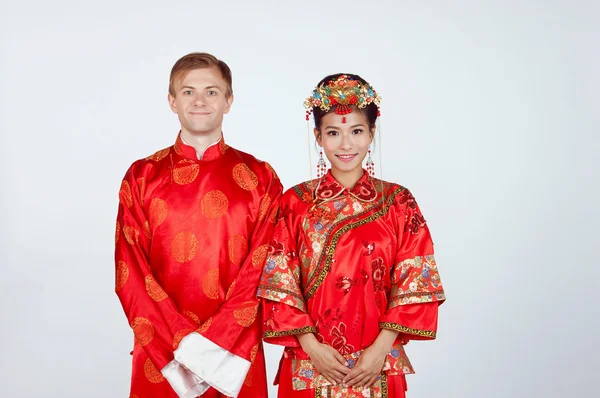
[336,154,358,162]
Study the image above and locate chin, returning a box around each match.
[332,162,362,174]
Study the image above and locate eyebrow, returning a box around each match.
[180,85,222,91]
[324,124,366,130]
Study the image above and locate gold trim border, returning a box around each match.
[263,326,316,339]
[379,322,437,339]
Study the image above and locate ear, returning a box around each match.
[313,127,322,146]
[168,93,177,114]
[223,93,234,114]
[369,125,376,145]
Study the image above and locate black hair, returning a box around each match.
[312,73,379,131]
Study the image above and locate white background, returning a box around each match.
[1,0,598,397]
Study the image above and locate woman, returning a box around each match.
[257,73,445,397]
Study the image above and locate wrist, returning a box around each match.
[371,338,393,356]
[298,333,319,355]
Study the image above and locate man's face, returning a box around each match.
[168,67,233,136]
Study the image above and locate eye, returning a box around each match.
[207,90,218,96]
[352,129,363,135]
[326,131,339,136]
[183,90,193,95]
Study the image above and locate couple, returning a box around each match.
[115,52,445,398]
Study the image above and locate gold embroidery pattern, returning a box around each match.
[197,317,212,333]
[269,205,279,224]
[226,280,236,300]
[252,244,270,269]
[305,188,404,299]
[123,226,140,245]
[131,317,154,346]
[233,163,259,190]
[258,194,271,222]
[145,147,170,161]
[171,231,198,262]
[202,269,220,299]
[142,221,151,238]
[379,322,436,338]
[115,261,129,291]
[389,290,446,304]
[263,326,316,338]
[257,285,306,305]
[228,235,248,266]
[136,177,146,205]
[149,198,168,230]
[145,275,168,302]
[219,139,229,154]
[201,190,229,219]
[173,159,199,185]
[144,357,165,383]
[380,372,389,398]
[183,311,200,325]
[119,180,133,208]
[265,162,279,180]
[244,344,260,387]
[233,301,259,327]
[173,328,194,349]
[115,220,120,244]
[389,255,444,307]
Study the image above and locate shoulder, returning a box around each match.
[226,146,280,183]
[370,178,411,201]
[122,145,174,179]
[282,179,320,205]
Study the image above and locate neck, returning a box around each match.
[331,167,365,189]
[180,128,222,159]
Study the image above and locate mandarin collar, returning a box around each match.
[314,169,377,202]
[173,132,229,161]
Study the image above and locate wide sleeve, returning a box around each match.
[171,164,283,397]
[379,189,446,341]
[115,163,210,397]
[256,198,316,347]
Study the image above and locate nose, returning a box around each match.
[193,94,206,107]
[339,133,353,150]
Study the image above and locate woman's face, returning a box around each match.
[315,109,374,177]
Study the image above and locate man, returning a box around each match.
[115,52,280,398]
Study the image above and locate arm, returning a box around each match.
[378,195,445,340]
[173,164,283,397]
[345,191,446,388]
[115,163,209,397]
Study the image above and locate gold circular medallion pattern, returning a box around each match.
[145,275,168,302]
[233,163,258,191]
[144,358,165,383]
[171,232,198,262]
[252,245,270,269]
[115,261,129,291]
[233,301,258,327]
[149,198,168,230]
[131,317,154,346]
[201,190,228,219]
[202,269,220,300]
[173,159,199,185]
[228,235,248,266]
[119,180,133,208]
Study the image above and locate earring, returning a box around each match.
[366,148,375,177]
[317,150,327,178]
